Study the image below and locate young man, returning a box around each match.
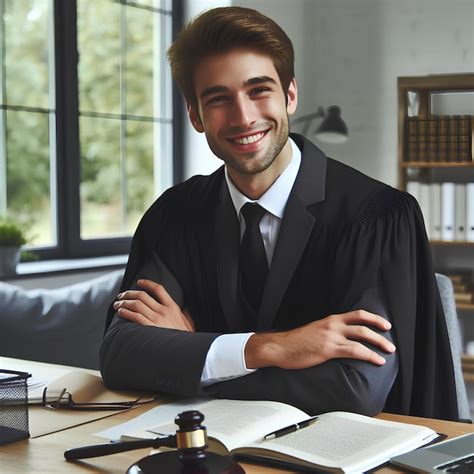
[101,7,458,420]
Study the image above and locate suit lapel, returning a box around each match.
[258,134,327,330]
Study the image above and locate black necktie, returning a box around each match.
[240,203,268,312]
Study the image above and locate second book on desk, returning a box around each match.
[120,399,437,473]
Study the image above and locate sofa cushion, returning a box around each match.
[0,270,123,369]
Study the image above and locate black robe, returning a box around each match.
[101,134,458,421]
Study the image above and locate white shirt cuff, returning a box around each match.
[200,333,256,387]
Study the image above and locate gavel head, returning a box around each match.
[175,410,208,465]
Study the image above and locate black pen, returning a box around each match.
[263,416,319,441]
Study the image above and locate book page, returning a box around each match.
[147,399,309,452]
[238,412,436,472]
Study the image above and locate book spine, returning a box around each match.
[467,183,474,242]
[430,183,442,241]
[417,118,428,162]
[406,118,418,162]
[441,182,455,241]
[455,184,466,241]
[427,118,438,162]
[447,116,459,163]
[437,116,448,162]
[419,183,431,239]
[458,115,472,163]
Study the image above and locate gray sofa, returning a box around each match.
[0,270,123,369]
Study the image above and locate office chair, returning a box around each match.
[435,273,471,422]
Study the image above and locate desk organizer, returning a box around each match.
[0,369,30,445]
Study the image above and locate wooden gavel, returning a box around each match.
[65,410,244,473]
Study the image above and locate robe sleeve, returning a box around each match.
[100,189,221,396]
[329,187,458,420]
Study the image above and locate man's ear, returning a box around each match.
[286,78,298,116]
[187,104,205,133]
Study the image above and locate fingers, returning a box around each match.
[114,280,195,332]
[137,279,176,307]
[338,309,392,331]
[115,306,156,327]
[344,325,396,354]
[339,341,387,366]
[116,289,162,312]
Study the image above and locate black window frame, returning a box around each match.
[2,0,184,260]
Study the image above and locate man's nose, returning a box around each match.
[230,96,257,128]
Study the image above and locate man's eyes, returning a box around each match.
[250,86,272,95]
[206,95,229,105]
[206,87,272,105]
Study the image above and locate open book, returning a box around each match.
[120,399,438,473]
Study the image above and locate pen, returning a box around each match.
[263,416,319,441]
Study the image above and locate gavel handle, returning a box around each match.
[64,435,176,460]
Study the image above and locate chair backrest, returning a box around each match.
[435,273,471,422]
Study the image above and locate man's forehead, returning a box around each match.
[193,49,281,95]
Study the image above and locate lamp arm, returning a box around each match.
[291,107,325,136]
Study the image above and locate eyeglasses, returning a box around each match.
[42,387,143,411]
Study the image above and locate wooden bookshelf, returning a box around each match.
[397,74,474,388]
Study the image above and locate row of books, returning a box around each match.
[405,115,473,162]
[406,182,474,242]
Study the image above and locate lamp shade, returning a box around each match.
[315,105,348,144]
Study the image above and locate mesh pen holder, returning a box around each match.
[0,369,30,446]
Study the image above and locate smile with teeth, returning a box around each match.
[231,131,267,145]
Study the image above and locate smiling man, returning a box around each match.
[100,7,459,420]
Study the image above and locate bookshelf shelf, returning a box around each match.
[401,162,474,168]
[429,241,474,246]
[457,303,474,311]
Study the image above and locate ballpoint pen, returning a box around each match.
[263,416,319,441]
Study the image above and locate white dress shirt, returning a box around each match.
[200,138,302,386]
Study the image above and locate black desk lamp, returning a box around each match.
[292,105,348,144]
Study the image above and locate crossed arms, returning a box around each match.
[101,270,398,415]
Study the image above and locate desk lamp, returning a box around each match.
[292,105,349,144]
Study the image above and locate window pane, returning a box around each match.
[125,5,155,117]
[125,120,154,232]
[5,110,54,246]
[3,0,50,109]
[77,0,121,114]
[79,116,122,239]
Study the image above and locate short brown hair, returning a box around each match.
[167,6,295,112]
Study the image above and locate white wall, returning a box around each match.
[184,0,474,186]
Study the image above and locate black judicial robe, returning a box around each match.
[101,133,459,421]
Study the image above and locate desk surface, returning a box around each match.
[1,357,472,474]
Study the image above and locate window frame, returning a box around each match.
[1,0,183,260]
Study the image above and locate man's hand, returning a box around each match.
[245,310,395,370]
[113,279,195,332]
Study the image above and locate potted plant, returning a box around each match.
[0,216,28,276]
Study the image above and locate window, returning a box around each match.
[0,0,179,259]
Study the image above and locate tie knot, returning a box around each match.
[241,203,266,228]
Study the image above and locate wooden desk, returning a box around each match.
[1,358,472,473]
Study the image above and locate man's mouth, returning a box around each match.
[228,130,269,145]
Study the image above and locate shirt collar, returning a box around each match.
[225,137,302,219]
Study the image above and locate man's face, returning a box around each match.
[189,49,297,179]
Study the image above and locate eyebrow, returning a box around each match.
[200,76,277,99]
